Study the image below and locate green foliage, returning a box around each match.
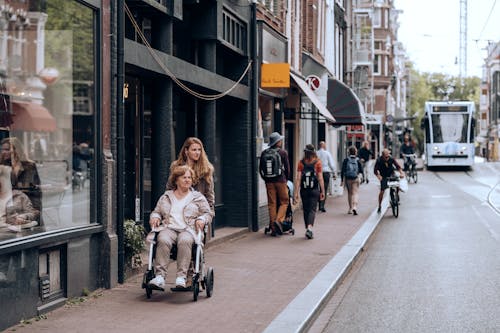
[44,0,94,81]
[124,220,146,268]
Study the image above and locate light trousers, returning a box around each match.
[346,178,360,210]
[155,228,194,279]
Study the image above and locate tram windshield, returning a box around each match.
[431,113,469,143]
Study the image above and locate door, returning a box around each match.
[123,76,153,224]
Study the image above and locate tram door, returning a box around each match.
[123,76,153,224]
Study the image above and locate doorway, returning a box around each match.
[123,76,153,224]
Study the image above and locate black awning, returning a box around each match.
[327,78,366,126]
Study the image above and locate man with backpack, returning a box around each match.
[340,146,364,215]
[259,132,290,236]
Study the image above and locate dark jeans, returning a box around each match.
[318,172,331,210]
[301,188,320,228]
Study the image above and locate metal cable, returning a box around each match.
[124,4,252,101]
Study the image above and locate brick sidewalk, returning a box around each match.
[4,181,382,333]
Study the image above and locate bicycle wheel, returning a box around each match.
[390,189,399,218]
[412,169,418,183]
[406,171,411,183]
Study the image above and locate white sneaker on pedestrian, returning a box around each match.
[348,209,352,214]
[148,275,165,289]
[175,276,186,288]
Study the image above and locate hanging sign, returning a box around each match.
[261,63,290,88]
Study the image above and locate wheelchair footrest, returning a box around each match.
[170,286,193,292]
[148,284,164,291]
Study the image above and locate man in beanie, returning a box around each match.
[259,132,290,236]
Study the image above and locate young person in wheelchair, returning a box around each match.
[147,164,213,290]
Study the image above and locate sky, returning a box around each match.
[395,0,500,78]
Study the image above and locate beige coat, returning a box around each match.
[149,189,212,242]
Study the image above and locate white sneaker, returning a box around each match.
[148,275,165,289]
[175,276,186,288]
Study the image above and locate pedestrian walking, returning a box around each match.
[293,144,325,239]
[316,141,335,212]
[259,132,290,236]
[340,146,363,215]
[170,137,215,216]
[357,140,374,183]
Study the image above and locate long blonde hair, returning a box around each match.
[172,137,214,186]
[1,137,33,163]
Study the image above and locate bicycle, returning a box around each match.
[402,153,418,184]
[386,175,400,218]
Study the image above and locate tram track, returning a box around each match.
[431,164,500,215]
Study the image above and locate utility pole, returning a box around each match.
[459,0,467,78]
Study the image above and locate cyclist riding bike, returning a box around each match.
[400,137,416,172]
[374,149,404,213]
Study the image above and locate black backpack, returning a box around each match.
[259,147,283,179]
[300,160,318,190]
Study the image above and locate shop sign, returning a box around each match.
[305,75,321,91]
[261,63,290,88]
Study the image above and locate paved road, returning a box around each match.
[309,162,500,332]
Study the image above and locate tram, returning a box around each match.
[421,100,475,168]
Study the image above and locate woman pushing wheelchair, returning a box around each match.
[147,164,213,290]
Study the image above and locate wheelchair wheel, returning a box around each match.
[206,267,214,298]
[142,269,155,299]
[193,275,200,302]
[145,286,152,299]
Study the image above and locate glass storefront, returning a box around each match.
[0,0,96,243]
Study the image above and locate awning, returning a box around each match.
[290,72,335,123]
[327,78,366,125]
[10,101,56,132]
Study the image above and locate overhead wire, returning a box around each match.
[124,3,252,101]
[477,0,497,41]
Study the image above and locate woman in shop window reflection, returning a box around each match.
[0,137,42,225]
[0,165,39,232]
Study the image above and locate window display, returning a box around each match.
[0,0,96,242]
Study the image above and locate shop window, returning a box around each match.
[0,1,96,243]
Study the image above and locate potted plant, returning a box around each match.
[124,219,146,269]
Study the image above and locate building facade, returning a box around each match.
[0,0,406,328]
[481,41,500,161]
[0,0,111,329]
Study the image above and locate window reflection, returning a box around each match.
[0,0,95,243]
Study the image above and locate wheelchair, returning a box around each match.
[142,227,214,302]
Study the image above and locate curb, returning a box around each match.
[262,199,390,333]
